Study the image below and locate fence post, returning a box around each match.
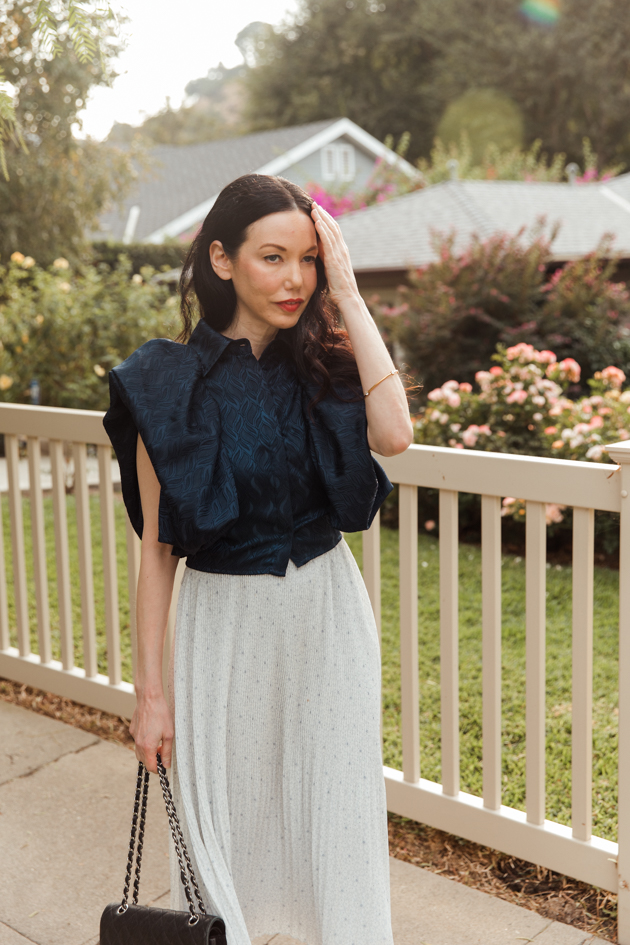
[605,440,630,944]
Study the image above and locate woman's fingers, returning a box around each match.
[312,204,339,246]
[159,744,173,770]
[311,202,358,301]
[312,209,345,264]
[135,741,159,773]
[313,203,343,239]
[129,696,174,773]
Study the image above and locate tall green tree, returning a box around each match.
[243,0,630,166]
[425,0,630,166]
[243,0,441,161]
[0,1,135,264]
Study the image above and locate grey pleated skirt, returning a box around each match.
[167,537,394,945]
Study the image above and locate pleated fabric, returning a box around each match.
[167,538,394,945]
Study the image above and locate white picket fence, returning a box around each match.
[1,401,630,940]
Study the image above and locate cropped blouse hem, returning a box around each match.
[185,531,343,577]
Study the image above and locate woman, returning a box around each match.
[104,173,413,945]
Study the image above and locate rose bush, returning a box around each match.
[0,253,178,411]
[398,342,628,556]
[413,341,628,462]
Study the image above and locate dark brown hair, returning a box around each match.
[178,173,363,407]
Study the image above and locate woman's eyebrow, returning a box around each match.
[260,243,318,252]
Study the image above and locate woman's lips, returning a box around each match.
[276,299,303,312]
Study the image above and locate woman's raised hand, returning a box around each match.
[311,202,360,306]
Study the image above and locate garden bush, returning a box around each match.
[395,342,630,557]
[0,253,178,411]
[89,241,189,275]
[373,227,630,398]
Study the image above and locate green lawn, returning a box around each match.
[1,495,619,843]
[1,494,133,681]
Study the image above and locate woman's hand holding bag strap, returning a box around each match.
[100,753,226,945]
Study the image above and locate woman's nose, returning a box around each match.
[284,266,302,290]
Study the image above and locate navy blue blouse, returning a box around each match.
[103,318,393,576]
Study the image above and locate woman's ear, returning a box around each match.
[209,240,232,281]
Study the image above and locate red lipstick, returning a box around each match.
[276,298,303,312]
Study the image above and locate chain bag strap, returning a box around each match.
[100,753,226,945]
[118,753,206,924]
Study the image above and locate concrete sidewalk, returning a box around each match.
[0,699,609,945]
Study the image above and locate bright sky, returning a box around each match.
[79,0,299,140]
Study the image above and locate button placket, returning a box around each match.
[257,359,295,560]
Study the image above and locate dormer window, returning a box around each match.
[321,143,356,183]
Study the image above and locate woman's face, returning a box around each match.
[210,209,319,332]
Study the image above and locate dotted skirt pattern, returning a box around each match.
[167,537,394,945]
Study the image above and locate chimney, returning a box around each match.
[565,162,579,185]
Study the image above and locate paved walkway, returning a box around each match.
[0,699,609,945]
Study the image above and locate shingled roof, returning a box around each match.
[98,119,341,243]
[98,117,417,245]
[337,174,630,272]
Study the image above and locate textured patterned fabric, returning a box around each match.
[103,318,393,576]
[167,539,394,945]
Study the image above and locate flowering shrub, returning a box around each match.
[413,341,629,463]
[372,226,630,397]
[402,342,627,555]
[0,254,178,410]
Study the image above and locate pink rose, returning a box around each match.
[602,365,626,389]
[462,425,479,447]
[558,358,581,383]
[506,389,528,405]
[506,343,536,362]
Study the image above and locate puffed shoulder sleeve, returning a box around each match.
[103,339,238,557]
[303,381,394,532]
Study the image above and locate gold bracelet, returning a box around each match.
[364,369,399,398]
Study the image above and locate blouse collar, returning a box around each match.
[188,318,291,375]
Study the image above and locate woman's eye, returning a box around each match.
[264,254,281,262]
[303,255,317,264]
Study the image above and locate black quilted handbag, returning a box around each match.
[100,753,227,945]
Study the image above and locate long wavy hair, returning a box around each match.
[178,173,363,408]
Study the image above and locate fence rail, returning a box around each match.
[1,403,630,940]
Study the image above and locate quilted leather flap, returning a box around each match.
[100,902,226,945]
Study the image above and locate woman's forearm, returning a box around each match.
[135,542,179,698]
[337,292,413,456]
[310,202,412,457]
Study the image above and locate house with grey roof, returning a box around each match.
[337,173,630,301]
[97,117,417,245]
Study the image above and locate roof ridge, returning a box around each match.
[147,117,342,155]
